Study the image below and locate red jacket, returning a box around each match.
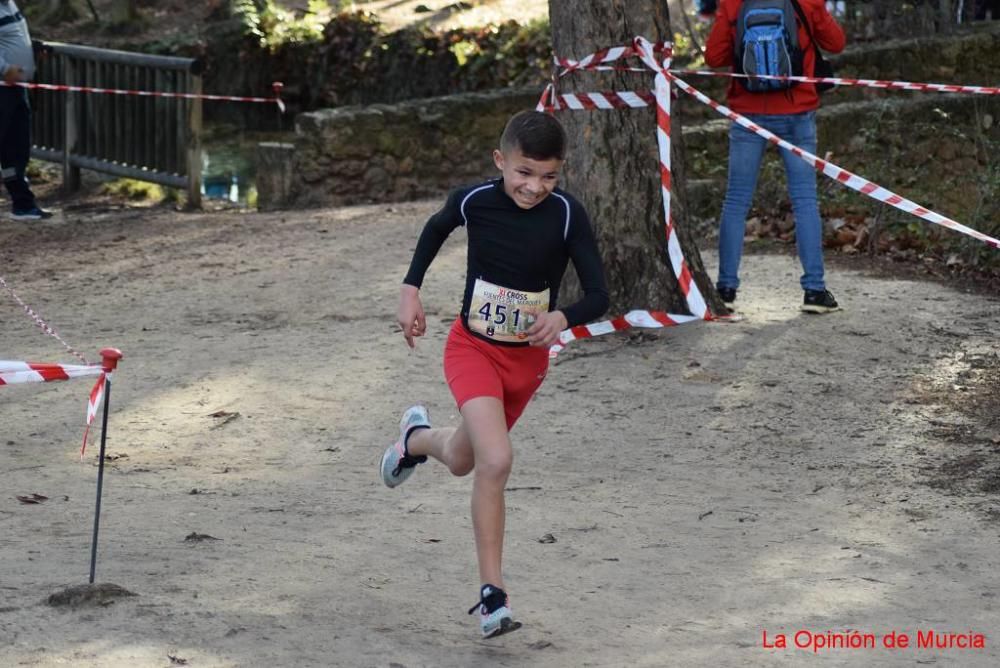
[704,0,846,114]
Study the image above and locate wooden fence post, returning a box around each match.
[187,73,203,208]
[62,58,80,193]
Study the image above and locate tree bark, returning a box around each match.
[112,0,139,23]
[45,0,83,24]
[548,1,725,316]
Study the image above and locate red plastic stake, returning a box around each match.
[100,347,123,372]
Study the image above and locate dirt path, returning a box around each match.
[1,202,998,667]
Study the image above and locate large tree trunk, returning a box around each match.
[548,1,725,316]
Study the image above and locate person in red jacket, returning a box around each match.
[705,0,845,312]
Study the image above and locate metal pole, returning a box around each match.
[88,374,111,584]
[88,348,122,584]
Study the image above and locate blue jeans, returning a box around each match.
[717,111,826,292]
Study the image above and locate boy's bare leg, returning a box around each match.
[407,423,475,477]
[457,396,512,590]
[406,398,512,589]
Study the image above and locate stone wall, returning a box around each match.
[282,87,540,209]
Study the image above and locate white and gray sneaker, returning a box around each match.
[468,584,521,638]
[379,405,431,488]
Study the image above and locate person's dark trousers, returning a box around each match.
[976,0,1000,19]
[0,86,38,212]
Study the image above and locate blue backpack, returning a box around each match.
[734,0,803,92]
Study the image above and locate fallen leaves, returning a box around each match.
[183,532,221,542]
[208,410,240,429]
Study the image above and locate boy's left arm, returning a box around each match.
[525,310,568,348]
[528,201,609,348]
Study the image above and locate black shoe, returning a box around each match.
[717,286,737,304]
[11,207,53,220]
[468,584,521,638]
[801,289,841,313]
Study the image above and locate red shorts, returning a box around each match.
[443,318,549,429]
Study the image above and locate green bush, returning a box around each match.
[214,10,551,113]
[101,178,166,202]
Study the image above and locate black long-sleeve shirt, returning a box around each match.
[403,179,609,346]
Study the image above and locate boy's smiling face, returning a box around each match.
[493,147,563,210]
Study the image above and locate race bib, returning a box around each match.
[468,278,549,343]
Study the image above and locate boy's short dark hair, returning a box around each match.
[500,110,567,161]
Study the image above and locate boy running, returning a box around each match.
[380,110,609,638]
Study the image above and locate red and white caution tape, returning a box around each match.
[549,90,655,110]
[1,275,91,364]
[555,42,668,75]
[1,80,286,112]
[636,38,710,321]
[82,371,108,457]
[554,44,1000,96]
[541,37,999,356]
[547,39,1000,249]
[3,275,122,455]
[543,38,711,359]
[549,312,702,357]
[0,360,103,385]
[671,69,1000,96]
[665,68,1000,250]
[556,45,640,75]
[0,360,108,456]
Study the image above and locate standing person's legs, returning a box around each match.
[777,111,825,292]
[0,88,16,205]
[718,117,768,292]
[0,88,38,212]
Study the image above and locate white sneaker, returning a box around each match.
[379,405,430,488]
[468,584,522,638]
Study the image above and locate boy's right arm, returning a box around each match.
[397,284,425,349]
[398,189,465,346]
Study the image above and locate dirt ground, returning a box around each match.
[1,198,999,668]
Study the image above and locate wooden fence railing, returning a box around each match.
[30,41,203,207]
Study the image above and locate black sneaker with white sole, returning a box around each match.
[379,405,430,488]
[468,584,521,638]
[11,207,53,221]
[801,289,841,313]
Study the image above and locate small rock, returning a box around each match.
[47,583,137,609]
